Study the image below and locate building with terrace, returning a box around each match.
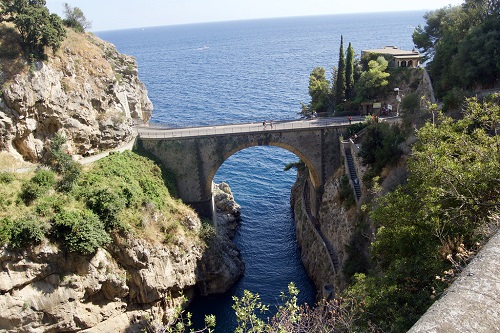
[362,46,421,68]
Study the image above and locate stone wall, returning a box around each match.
[408,229,500,333]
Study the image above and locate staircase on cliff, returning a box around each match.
[345,149,361,200]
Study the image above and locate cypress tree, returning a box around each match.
[345,42,355,100]
[335,35,346,106]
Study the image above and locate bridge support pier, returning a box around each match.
[186,198,214,220]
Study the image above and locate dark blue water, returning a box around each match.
[96,11,426,332]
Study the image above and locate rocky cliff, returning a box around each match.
[196,183,244,296]
[290,175,336,295]
[0,28,153,162]
[0,26,244,331]
[0,183,243,332]
[292,135,409,293]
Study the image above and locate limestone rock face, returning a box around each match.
[214,182,241,238]
[316,176,355,291]
[196,182,244,295]
[0,235,201,333]
[0,30,153,161]
[290,176,336,293]
[0,185,245,332]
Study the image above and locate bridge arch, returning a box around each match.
[205,141,321,197]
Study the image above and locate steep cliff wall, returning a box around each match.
[291,175,336,295]
[0,234,200,332]
[0,184,243,332]
[317,173,359,291]
[0,29,153,162]
[291,155,366,292]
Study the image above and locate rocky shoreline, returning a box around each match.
[194,182,244,296]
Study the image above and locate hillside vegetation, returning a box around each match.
[0,150,202,253]
[342,95,500,332]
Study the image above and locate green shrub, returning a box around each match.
[139,178,165,208]
[57,159,81,192]
[53,209,111,254]
[20,169,56,204]
[283,160,305,172]
[339,174,355,208]
[9,215,48,248]
[199,220,216,243]
[33,169,56,187]
[20,183,45,204]
[359,123,405,173]
[76,151,175,231]
[0,218,13,246]
[35,195,65,217]
[344,122,369,138]
[84,187,127,230]
[0,172,15,184]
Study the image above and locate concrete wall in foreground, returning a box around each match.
[408,230,500,333]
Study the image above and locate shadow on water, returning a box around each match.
[187,146,316,332]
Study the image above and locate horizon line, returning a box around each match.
[93,9,429,33]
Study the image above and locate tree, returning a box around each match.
[412,1,500,100]
[354,56,389,102]
[359,122,405,172]
[451,14,500,90]
[349,95,500,331]
[307,67,331,114]
[345,42,355,100]
[335,35,346,106]
[62,2,91,32]
[46,133,81,192]
[0,0,66,60]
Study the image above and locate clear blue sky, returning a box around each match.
[46,0,465,32]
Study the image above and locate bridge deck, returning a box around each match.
[137,117,362,139]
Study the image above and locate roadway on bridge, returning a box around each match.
[137,116,366,139]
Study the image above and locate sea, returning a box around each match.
[96,10,427,332]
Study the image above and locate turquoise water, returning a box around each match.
[96,11,426,332]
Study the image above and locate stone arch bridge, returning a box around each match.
[136,119,350,218]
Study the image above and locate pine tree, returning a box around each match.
[335,35,346,106]
[345,42,355,100]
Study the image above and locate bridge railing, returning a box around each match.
[138,118,356,139]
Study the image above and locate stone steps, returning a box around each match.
[345,150,361,200]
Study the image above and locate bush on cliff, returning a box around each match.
[75,151,181,235]
[54,209,111,254]
[20,169,56,204]
[46,133,82,192]
[4,215,50,248]
[0,151,197,251]
[359,122,406,188]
